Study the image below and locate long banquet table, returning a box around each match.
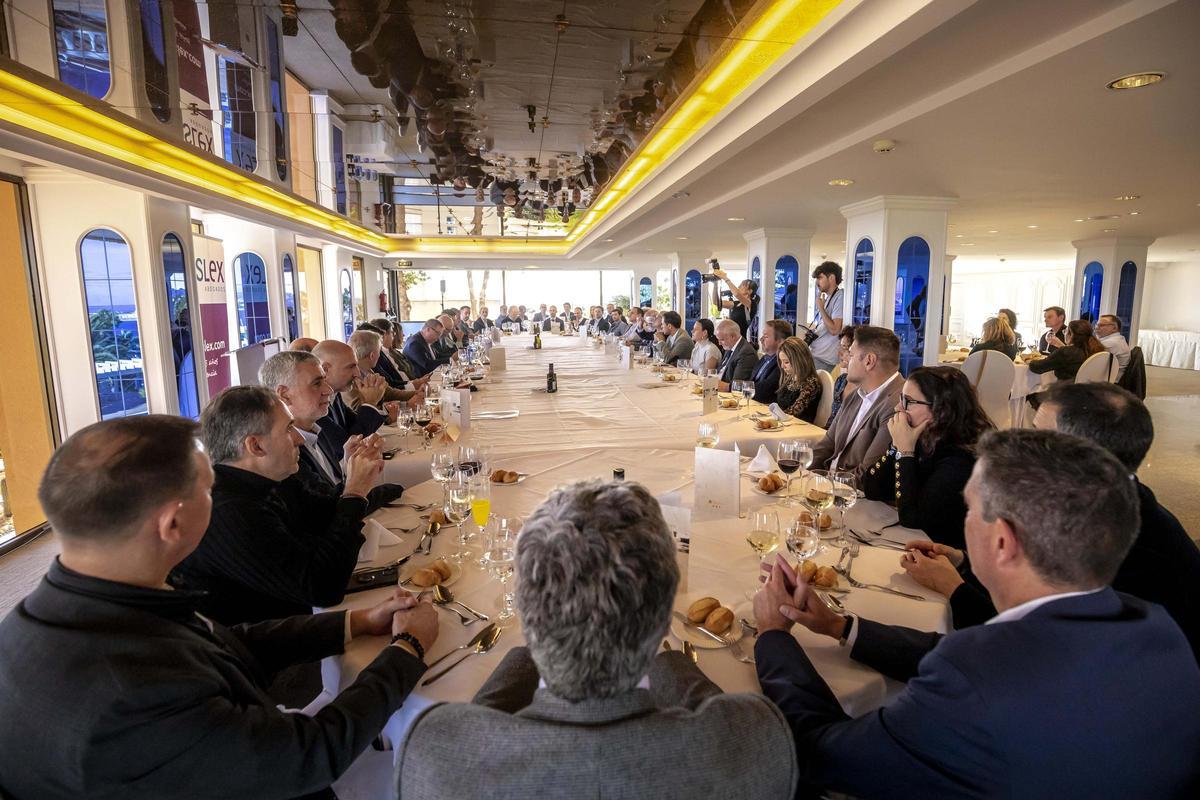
[321,332,950,797]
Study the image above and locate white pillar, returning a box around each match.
[941,254,956,354]
[671,250,712,320]
[742,228,813,337]
[840,196,957,370]
[1071,237,1154,345]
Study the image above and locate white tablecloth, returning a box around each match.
[1139,329,1200,370]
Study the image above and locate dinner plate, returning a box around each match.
[671,597,736,649]
[490,471,529,485]
[400,559,463,589]
[748,478,796,498]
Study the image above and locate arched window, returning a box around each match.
[750,256,761,287]
[233,252,271,346]
[332,126,347,214]
[52,0,112,99]
[1116,261,1137,335]
[282,254,299,341]
[638,276,652,308]
[1079,261,1103,322]
[894,236,930,376]
[161,234,199,418]
[671,268,678,312]
[852,239,874,325]
[138,0,171,122]
[340,268,354,339]
[81,229,147,418]
[265,17,288,182]
[774,255,799,326]
[684,269,701,329]
[218,57,257,172]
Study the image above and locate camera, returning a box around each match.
[700,258,722,283]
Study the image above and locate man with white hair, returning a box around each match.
[403,319,449,378]
[473,306,494,333]
[346,329,419,410]
[715,317,759,389]
[397,480,797,799]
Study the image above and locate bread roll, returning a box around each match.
[430,560,452,581]
[758,473,785,493]
[799,559,818,583]
[819,513,833,530]
[704,606,734,635]
[813,566,839,588]
[503,470,519,484]
[490,469,506,482]
[429,510,448,524]
[410,568,440,587]
[687,597,720,624]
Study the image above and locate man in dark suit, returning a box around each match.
[750,319,790,404]
[810,325,902,477]
[313,339,392,454]
[660,310,694,366]
[403,318,447,378]
[0,414,438,800]
[904,382,1200,662]
[715,317,760,389]
[754,429,1200,799]
[473,305,494,333]
[1037,305,1068,353]
[541,305,561,331]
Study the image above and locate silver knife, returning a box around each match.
[672,611,732,646]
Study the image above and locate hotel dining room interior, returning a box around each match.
[1,0,1199,798]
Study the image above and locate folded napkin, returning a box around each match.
[364,518,402,548]
[439,423,461,443]
[746,444,779,475]
[766,403,790,422]
[358,522,381,563]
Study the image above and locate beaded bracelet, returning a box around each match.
[390,632,425,661]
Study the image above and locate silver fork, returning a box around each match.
[835,546,927,602]
[729,624,755,664]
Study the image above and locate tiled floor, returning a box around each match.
[1140,366,1200,542]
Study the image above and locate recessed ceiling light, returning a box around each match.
[827,178,854,187]
[671,191,690,199]
[1089,214,1121,220]
[1074,219,1085,222]
[1106,72,1165,90]
[1114,194,1141,201]
[727,217,745,222]
[1102,229,1116,233]
[603,238,614,242]
[1026,225,1039,229]
[676,236,689,240]
[1129,211,1140,216]
[987,229,999,234]
[954,234,964,238]
[962,243,976,246]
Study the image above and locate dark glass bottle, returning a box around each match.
[546,363,558,393]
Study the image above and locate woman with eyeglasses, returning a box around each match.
[860,366,994,549]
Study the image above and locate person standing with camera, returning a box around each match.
[710,260,760,347]
[804,261,845,372]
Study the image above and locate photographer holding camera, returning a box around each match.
[708,260,760,346]
[802,261,845,372]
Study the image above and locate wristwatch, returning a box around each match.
[838,615,854,647]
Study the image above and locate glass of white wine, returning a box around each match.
[696,422,719,449]
[483,522,519,626]
[802,470,835,540]
[746,509,780,592]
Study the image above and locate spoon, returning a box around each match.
[434,583,489,622]
[430,585,477,626]
[421,624,503,686]
[422,622,498,672]
[387,501,436,511]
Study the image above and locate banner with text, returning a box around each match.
[193,235,231,401]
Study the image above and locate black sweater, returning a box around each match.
[947,481,1200,662]
[171,464,368,625]
[860,443,975,550]
[1028,344,1087,380]
[0,560,424,800]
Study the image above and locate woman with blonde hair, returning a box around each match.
[969,315,1018,359]
[775,337,823,423]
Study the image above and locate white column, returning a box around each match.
[742,228,813,336]
[941,254,956,355]
[840,196,957,369]
[671,250,712,319]
[1071,237,1154,345]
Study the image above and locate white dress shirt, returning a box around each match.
[296,423,339,484]
[690,339,721,373]
[830,372,900,471]
[986,588,1105,625]
[1099,332,1131,379]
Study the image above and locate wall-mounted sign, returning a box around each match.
[193,234,231,399]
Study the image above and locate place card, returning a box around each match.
[488,347,506,371]
[694,444,740,520]
[439,388,470,431]
[702,375,719,415]
[619,344,633,369]
[658,503,692,593]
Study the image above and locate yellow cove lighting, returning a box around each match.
[0,0,844,257]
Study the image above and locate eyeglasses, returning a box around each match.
[900,394,932,410]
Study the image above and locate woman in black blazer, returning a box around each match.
[775,336,822,423]
[1028,319,1105,381]
[860,366,994,549]
[969,316,1019,359]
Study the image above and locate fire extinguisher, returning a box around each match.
[378,291,388,314]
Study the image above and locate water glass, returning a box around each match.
[442,475,471,528]
[483,522,519,626]
[696,422,719,449]
[430,448,456,484]
[786,520,820,560]
[830,470,858,546]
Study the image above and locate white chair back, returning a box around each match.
[1075,351,1117,384]
[969,350,1016,429]
[829,364,842,381]
[813,370,835,428]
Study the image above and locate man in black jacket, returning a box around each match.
[0,414,438,800]
[901,381,1200,661]
[171,386,382,626]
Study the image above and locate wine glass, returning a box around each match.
[430,448,456,484]
[796,441,814,475]
[830,469,859,547]
[457,444,487,478]
[802,469,835,542]
[483,522,519,626]
[745,509,780,592]
[740,380,756,416]
[786,518,820,560]
[776,440,804,504]
[696,422,719,449]
[414,404,432,449]
[442,474,471,530]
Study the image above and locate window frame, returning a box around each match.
[232,251,272,347]
[137,0,171,123]
[160,232,200,419]
[51,0,114,101]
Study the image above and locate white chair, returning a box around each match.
[1075,351,1117,384]
[813,370,835,428]
[962,350,1016,429]
[829,364,842,382]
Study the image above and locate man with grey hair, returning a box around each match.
[346,329,419,409]
[403,318,447,378]
[715,316,759,389]
[172,386,381,631]
[396,480,797,799]
[753,429,1200,797]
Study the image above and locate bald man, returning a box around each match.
[290,337,318,352]
[313,339,392,452]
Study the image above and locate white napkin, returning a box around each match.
[746,444,779,475]
[364,518,402,547]
[358,522,381,563]
[767,402,790,422]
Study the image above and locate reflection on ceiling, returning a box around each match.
[322,0,759,237]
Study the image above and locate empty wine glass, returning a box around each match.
[786,519,820,560]
[483,522,519,626]
[740,380,756,416]
[696,421,719,449]
[430,448,456,484]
